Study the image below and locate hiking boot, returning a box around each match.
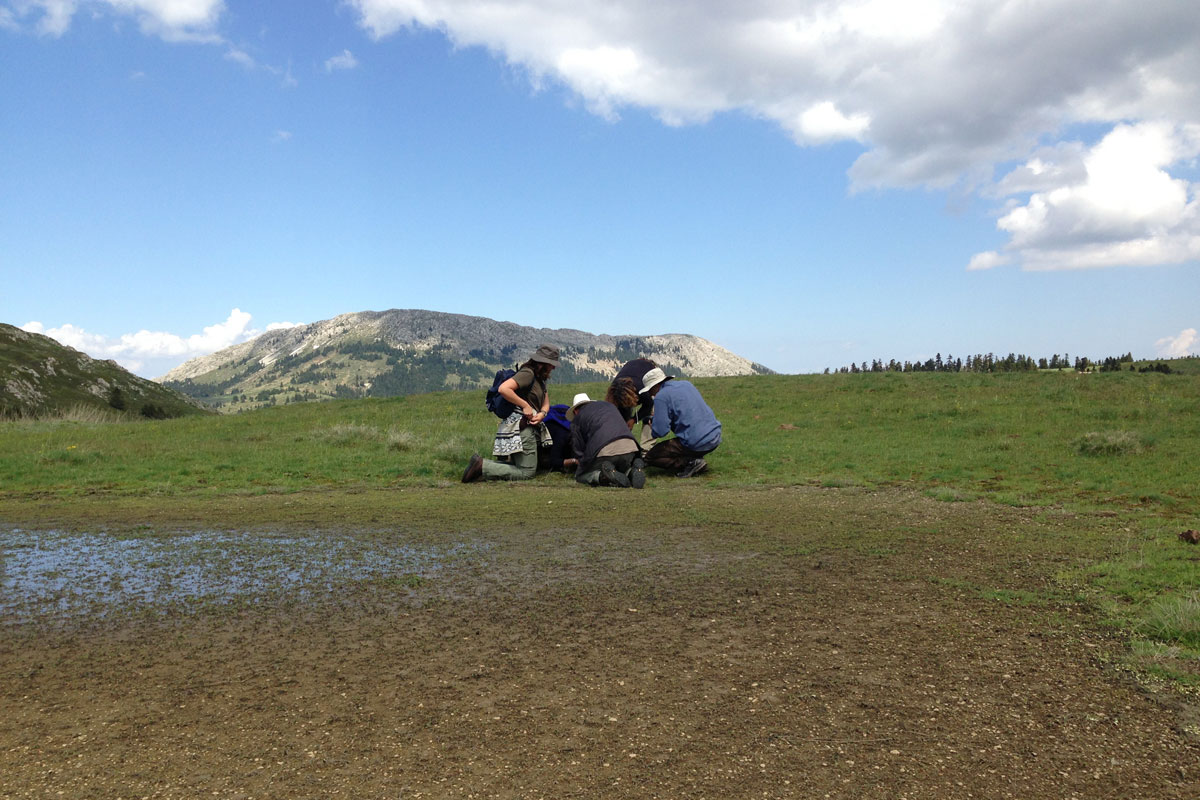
[599,460,631,487]
[461,453,484,483]
[676,458,708,478]
[629,457,646,489]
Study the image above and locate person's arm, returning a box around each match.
[650,393,671,439]
[498,378,535,418]
[570,419,585,461]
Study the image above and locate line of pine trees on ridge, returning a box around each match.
[827,352,1177,374]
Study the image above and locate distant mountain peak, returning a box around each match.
[160,308,772,412]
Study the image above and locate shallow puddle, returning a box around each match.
[0,528,478,624]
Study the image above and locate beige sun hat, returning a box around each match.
[565,392,592,421]
[639,367,673,394]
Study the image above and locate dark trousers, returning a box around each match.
[576,451,639,485]
[644,438,713,472]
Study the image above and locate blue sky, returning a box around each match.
[3,0,1198,377]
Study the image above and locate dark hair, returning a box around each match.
[605,376,639,409]
[520,359,554,381]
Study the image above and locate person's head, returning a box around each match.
[639,367,673,397]
[522,344,560,380]
[565,392,592,421]
[605,376,639,409]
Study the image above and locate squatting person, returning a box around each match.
[566,392,646,488]
[640,367,721,478]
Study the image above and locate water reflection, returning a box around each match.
[1,528,476,623]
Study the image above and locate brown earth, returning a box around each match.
[2,486,1198,798]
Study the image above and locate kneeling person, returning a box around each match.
[567,393,646,488]
[641,368,721,478]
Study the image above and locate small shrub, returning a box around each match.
[140,403,168,420]
[819,475,861,488]
[51,404,124,424]
[926,487,973,503]
[319,423,380,446]
[1076,430,1147,456]
[1137,593,1200,648]
[387,428,417,451]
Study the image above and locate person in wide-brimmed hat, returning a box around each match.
[640,367,720,478]
[565,393,645,488]
[462,344,560,482]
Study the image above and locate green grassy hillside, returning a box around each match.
[0,323,211,420]
[1,369,1196,511]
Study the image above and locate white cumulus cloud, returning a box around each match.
[325,48,359,72]
[21,309,303,378]
[347,0,1200,272]
[977,121,1200,271]
[109,0,223,40]
[21,320,111,355]
[796,101,870,144]
[8,0,223,39]
[223,47,256,68]
[1156,328,1198,358]
[965,251,1010,272]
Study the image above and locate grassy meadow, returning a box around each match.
[3,371,1197,508]
[2,369,1199,684]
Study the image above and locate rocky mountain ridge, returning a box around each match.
[161,309,772,412]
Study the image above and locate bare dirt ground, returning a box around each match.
[2,487,1198,798]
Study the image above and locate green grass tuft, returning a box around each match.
[1076,430,1149,456]
[1137,593,1200,648]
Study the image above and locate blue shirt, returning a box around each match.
[650,380,722,452]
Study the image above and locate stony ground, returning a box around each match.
[2,487,1197,798]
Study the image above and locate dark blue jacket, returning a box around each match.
[538,405,574,472]
[570,400,637,475]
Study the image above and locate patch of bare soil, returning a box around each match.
[2,488,1197,798]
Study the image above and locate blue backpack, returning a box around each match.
[484,368,518,418]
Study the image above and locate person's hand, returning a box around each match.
[530,411,545,424]
[522,405,535,418]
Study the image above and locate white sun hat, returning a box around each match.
[566,392,593,421]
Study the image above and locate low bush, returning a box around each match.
[1137,593,1200,649]
[1076,430,1147,456]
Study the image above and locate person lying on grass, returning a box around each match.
[565,393,646,489]
[639,367,721,478]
